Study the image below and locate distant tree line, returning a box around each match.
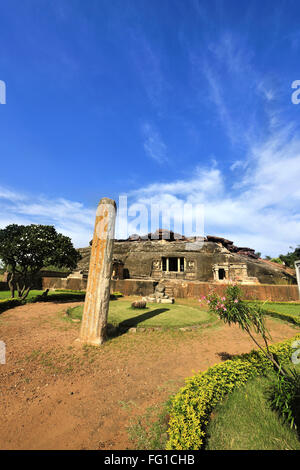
[264,246,300,267]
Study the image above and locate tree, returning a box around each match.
[0,224,81,299]
[270,257,284,264]
[279,246,300,268]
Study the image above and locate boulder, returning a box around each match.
[131,300,147,309]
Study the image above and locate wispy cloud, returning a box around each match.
[0,119,299,258]
[0,188,94,247]
[0,187,26,202]
[190,31,279,148]
[129,119,300,256]
[130,34,166,112]
[142,122,169,164]
[202,62,239,145]
[130,165,222,199]
[256,80,275,102]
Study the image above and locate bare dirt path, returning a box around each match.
[0,300,299,450]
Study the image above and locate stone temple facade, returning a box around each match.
[75,230,296,286]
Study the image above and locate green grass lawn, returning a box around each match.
[0,289,86,299]
[67,299,215,329]
[205,367,300,450]
[0,289,86,308]
[247,301,300,326]
[260,303,300,317]
[0,290,44,300]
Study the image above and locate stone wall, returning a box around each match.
[42,276,87,291]
[42,277,156,295]
[111,279,156,296]
[165,280,299,301]
[0,270,70,292]
[39,270,70,278]
[41,276,299,301]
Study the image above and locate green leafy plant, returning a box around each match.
[112,291,123,297]
[270,366,300,430]
[279,245,300,268]
[201,284,289,376]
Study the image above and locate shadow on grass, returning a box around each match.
[31,293,121,304]
[30,294,85,304]
[116,308,169,334]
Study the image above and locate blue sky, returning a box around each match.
[0,0,300,256]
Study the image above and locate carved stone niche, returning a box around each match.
[212,262,258,284]
[111,259,124,280]
[152,259,162,271]
[212,263,229,281]
[228,263,248,281]
[186,259,195,272]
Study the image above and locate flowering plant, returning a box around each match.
[200,284,288,377]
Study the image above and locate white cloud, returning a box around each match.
[127,123,300,257]
[0,187,26,202]
[142,122,168,164]
[257,81,275,101]
[0,189,94,248]
[0,125,299,257]
[130,166,223,201]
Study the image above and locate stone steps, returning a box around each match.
[129,274,151,279]
[164,285,174,297]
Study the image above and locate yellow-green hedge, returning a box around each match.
[166,334,300,450]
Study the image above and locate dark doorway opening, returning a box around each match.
[218,268,226,280]
[169,257,178,271]
[161,257,185,272]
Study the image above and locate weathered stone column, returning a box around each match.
[78,198,117,346]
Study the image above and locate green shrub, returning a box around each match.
[110,292,124,300]
[270,257,284,264]
[166,334,300,450]
[112,291,123,297]
[270,367,300,430]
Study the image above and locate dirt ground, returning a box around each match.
[0,299,299,450]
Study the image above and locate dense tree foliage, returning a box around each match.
[264,246,300,267]
[279,246,300,268]
[0,224,81,299]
